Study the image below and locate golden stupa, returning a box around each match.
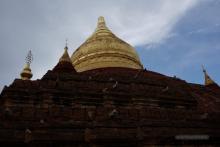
[71,16,143,72]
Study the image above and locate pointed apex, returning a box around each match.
[96,16,110,31]
[65,38,68,48]
[202,65,215,86]
[53,45,76,73]
[59,46,71,63]
[202,65,206,73]
[20,50,33,80]
[98,16,106,26]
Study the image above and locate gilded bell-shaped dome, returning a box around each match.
[71,16,143,72]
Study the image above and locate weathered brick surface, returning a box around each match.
[0,67,220,146]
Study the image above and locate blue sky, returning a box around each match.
[0,0,220,91]
[137,0,220,84]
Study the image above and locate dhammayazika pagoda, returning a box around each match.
[0,17,220,146]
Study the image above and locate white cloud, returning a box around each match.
[30,0,200,48]
[0,0,200,87]
[109,0,199,46]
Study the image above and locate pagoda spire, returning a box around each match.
[202,65,215,86]
[52,43,75,72]
[97,16,106,28]
[20,50,33,80]
[59,44,72,63]
[94,16,112,34]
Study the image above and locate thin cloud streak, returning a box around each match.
[0,0,200,90]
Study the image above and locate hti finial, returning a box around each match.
[93,16,111,34]
[65,39,68,47]
[64,39,68,51]
[25,50,33,65]
[202,65,206,73]
[98,16,105,23]
[97,16,106,28]
[59,42,71,63]
[202,65,215,86]
[20,50,33,80]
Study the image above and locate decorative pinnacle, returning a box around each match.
[94,16,112,34]
[59,45,71,63]
[97,16,106,28]
[65,39,68,48]
[25,50,33,65]
[202,65,206,73]
[202,65,215,86]
[20,50,33,80]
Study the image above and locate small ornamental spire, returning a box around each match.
[202,65,215,86]
[20,50,33,80]
[52,41,76,72]
[87,16,112,39]
[59,42,71,63]
[98,16,106,28]
[65,38,68,48]
[95,16,111,33]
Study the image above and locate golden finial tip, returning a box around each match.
[97,16,106,28]
[98,16,105,23]
[59,45,71,63]
[202,66,215,86]
[64,45,68,51]
[202,65,206,73]
[65,39,68,48]
[26,50,33,65]
[20,50,33,80]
